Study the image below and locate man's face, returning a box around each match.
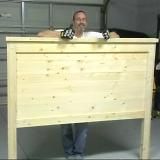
[73,12,87,32]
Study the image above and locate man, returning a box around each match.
[60,11,90,160]
[38,10,119,160]
[38,11,119,39]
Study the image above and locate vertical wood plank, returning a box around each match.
[7,43,17,159]
[140,44,156,159]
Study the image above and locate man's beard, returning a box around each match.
[77,23,86,32]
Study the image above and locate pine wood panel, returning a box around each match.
[6,37,158,159]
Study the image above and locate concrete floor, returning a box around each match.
[0,105,160,159]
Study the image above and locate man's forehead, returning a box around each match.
[75,12,87,18]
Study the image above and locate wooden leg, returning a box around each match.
[7,45,17,159]
[140,118,151,159]
[8,110,17,159]
[8,119,17,159]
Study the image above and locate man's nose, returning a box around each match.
[79,19,84,23]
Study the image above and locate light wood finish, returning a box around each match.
[140,45,157,159]
[7,44,17,159]
[6,37,158,159]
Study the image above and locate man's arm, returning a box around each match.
[102,30,120,39]
[110,32,120,38]
[37,29,119,38]
[37,30,61,37]
[37,28,74,39]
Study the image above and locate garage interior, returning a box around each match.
[0,0,160,159]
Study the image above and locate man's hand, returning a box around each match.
[102,30,110,40]
[60,25,75,39]
[37,30,60,37]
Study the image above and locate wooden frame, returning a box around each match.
[6,37,158,159]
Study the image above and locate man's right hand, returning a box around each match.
[60,25,75,39]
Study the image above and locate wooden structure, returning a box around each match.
[6,37,158,159]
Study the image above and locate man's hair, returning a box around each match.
[72,10,87,21]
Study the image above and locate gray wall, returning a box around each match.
[0,1,103,106]
[107,0,160,36]
[0,1,159,36]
